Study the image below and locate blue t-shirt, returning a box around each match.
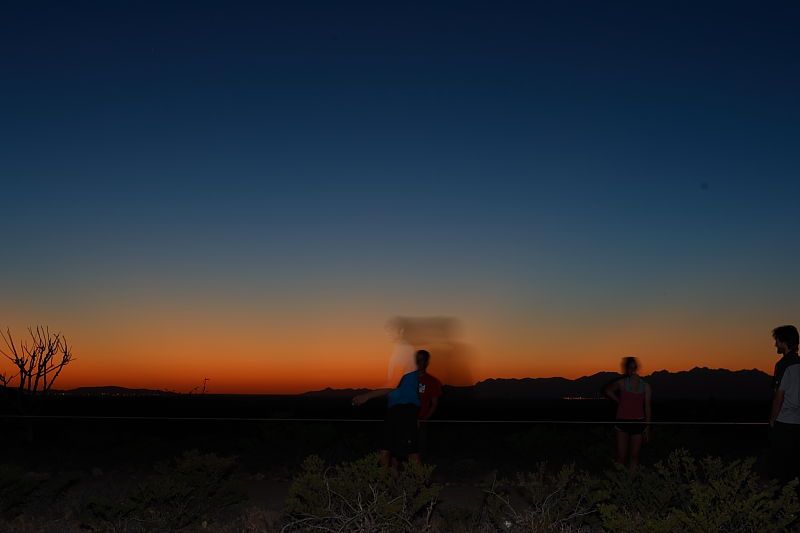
[387,370,420,407]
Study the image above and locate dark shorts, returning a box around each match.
[382,404,419,457]
[615,419,646,435]
[418,421,429,453]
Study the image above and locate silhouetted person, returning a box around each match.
[352,350,427,468]
[416,350,442,457]
[768,325,800,481]
[771,325,800,391]
[604,357,652,470]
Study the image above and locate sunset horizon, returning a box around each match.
[5,2,798,399]
[3,3,800,528]
[50,362,774,396]
[18,326,778,394]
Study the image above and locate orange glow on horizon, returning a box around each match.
[47,336,776,394]
[1,305,782,394]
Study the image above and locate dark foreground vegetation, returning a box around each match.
[0,417,797,532]
[1,446,798,532]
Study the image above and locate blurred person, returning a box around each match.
[385,319,416,387]
[397,316,474,387]
[768,325,800,481]
[416,350,443,457]
[352,350,427,468]
[604,357,652,470]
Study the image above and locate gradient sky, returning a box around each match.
[2,1,799,393]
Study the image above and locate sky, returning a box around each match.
[2,1,799,393]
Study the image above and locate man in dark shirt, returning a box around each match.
[768,325,800,480]
[352,353,423,468]
[418,350,443,421]
[416,349,442,459]
[772,325,800,391]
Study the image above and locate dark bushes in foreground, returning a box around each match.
[286,449,800,532]
[0,449,798,531]
[596,450,798,532]
[77,450,243,532]
[283,454,440,532]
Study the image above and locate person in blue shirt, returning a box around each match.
[353,350,426,468]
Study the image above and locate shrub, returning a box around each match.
[0,464,81,527]
[477,450,800,533]
[77,450,244,531]
[0,465,43,520]
[598,449,800,533]
[482,463,602,532]
[596,450,693,532]
[283,454,441,532]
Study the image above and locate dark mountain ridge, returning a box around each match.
[18,367,771,401]
[60,386,178,396]
[308,367,773,401]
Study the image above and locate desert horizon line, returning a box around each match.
[41,365,772,396]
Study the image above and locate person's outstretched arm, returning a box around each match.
[352,388,391,406]
[604,380,620,403]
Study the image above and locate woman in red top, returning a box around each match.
[604,357,652,470]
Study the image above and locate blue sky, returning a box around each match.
[2,1,799,390]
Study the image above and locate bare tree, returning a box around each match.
[0,326,74,395]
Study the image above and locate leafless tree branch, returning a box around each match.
[0,326,74,396]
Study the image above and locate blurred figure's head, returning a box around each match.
[386,317,409,342]
[387,316,458,344]
[772,325,799,355]
[415,350,430,372]
[621,357,639,376]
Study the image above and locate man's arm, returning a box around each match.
[352,388,392,406]
[770,389,785,427]
[422,397,439,420]
[773,362,781,391]
[644,383,652,440]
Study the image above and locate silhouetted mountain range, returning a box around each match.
[26,368,771,401]
[469,367,771,400]
[300,387,370,398]
[61,386,178,396]
[305,367,773,401]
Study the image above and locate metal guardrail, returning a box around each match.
[0,415,769,425]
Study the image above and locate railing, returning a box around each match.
[0,414,769,425]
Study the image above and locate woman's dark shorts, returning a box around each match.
[382,404,419,457]
[615,418,646,435]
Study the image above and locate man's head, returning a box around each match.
[621,356,639,376]
[415,350,431,372]
[772,325,799,355]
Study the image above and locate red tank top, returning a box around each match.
[616,377,645,420]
